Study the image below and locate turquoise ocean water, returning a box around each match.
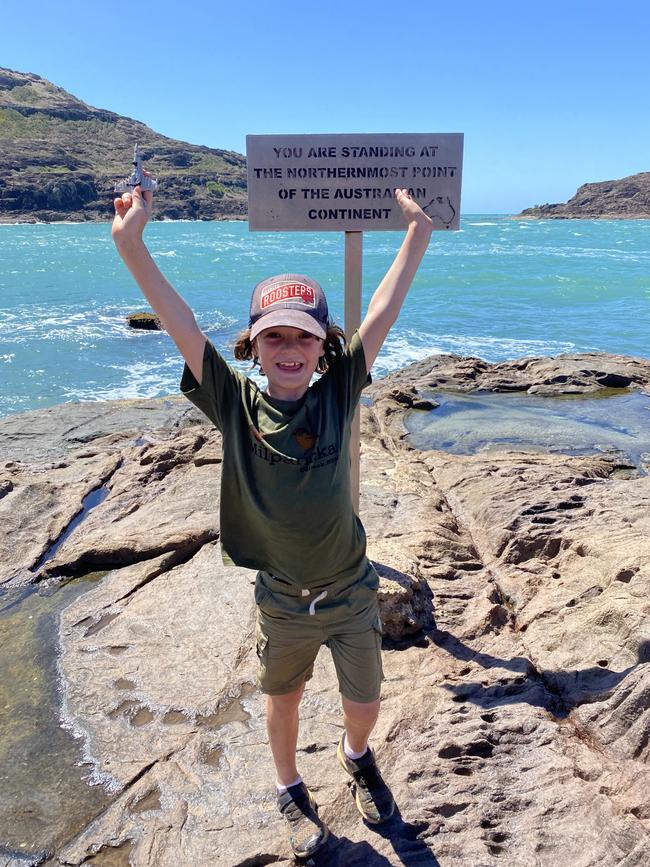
[1,217,648,419]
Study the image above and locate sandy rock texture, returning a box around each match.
[1,351,649,866]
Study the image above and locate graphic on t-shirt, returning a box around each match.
[294,428,317,450]
[248,431,339,472]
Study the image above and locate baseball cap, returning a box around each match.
[249,274,329,341]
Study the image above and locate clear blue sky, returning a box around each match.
[2,0,649,213]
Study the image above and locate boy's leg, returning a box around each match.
[341,695,380,753]
[327,603,395,823]
[256,585,320,785]
[256,597,328,857]
[337,691,395,824]
[266,683,305,785]
[256,613,320,783]
[265,681,330,858]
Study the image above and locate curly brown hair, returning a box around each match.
[233,324,347,375]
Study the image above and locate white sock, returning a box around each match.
[276,775,302,794]
[343,732,368,761]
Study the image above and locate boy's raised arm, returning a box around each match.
[358,189,434,374]
[112,183,207,384]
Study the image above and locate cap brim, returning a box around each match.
[250,310,326,341]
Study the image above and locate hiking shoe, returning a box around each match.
[337,736,395,823]
[277,781,329,859]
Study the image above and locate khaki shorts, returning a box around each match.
[254,562,384,704]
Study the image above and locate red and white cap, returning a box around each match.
[249,274,329,341]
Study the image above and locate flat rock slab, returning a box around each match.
[0,401,219,587]
[0,450,122,587]
[0,397,191,465]
[59,544,258,791]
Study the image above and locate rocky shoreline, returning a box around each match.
[0,213,247,226]
[1,350,650,865]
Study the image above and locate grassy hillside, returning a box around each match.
[0,67,248,222]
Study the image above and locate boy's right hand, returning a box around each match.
[112,174,153,247]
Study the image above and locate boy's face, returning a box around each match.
[253,325,324,399]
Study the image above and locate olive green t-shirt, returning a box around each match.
[179,331,371,589]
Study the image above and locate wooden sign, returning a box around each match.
[247,133,463,231]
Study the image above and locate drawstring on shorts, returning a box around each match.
[308,590,328,615]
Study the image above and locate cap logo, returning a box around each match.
[260,282,315,310]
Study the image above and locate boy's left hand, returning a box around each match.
[394,188,433,233]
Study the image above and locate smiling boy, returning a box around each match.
[112,184,433,858]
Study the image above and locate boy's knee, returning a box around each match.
[341,694,381,722]
[266,683,305,714]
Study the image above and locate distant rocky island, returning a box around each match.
[518,171,650,219]
[0,67,247,223]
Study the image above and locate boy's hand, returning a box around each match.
[394,188,433,234]
[112,172,153,247]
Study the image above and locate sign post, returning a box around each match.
[246,133,464,511]
[344,230,363,512]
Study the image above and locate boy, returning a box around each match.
[112,182,433,857]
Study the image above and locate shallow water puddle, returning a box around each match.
[0,570,256,864]
[0,571,113,861]
[406,389,650,472]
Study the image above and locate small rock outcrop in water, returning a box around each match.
[126,312,162,331]
[1,350,650,865]
[0,67,247,223]
[517,171,650,219]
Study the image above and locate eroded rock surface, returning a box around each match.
[1,351,649,865]
[0,398,215,587]
[369,351,650,399]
